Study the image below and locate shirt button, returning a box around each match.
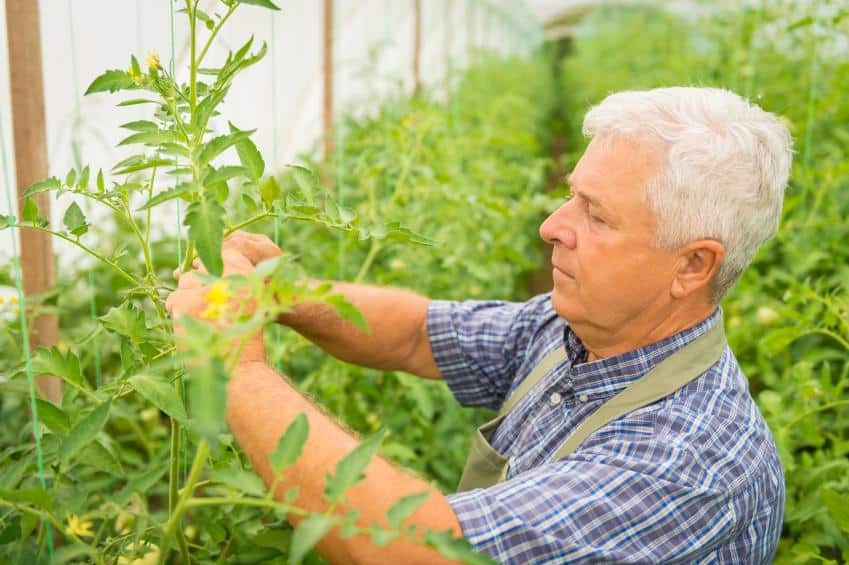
[578,393,589,403]
[548,392,562,406]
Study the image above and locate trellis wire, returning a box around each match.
[0,88,55,564]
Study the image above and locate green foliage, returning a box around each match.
[269,413,309,475]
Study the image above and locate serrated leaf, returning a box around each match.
[120,120,158,132]
[325,294,368,333]
[31,347,82,387]
[324,430,384,504]
[63,202,88,236]
[64,169,77,187]
[288,165,318,205]
[118,130,180,147]
[238,0,281,10]
[259,176,280,207]
[113,157,175,175]
[23,177,61,197]
[34,398,70,435]
[192,88,228,132]
[208,465,267,498]
[269,414,309,475]
[77,165,90,190]
[185,199,226,277]
[289,514,336,565]
[387,492,429,530]
[138,183,194,211]
[21,198,43,225]
[230,122,265,180]
[99,303,147,343]
[78,440,122,475]
[129,373,188,424]
[84,69,136,95]
[196,130,254,168]
[822,488,849,533]
[58,400,111,464]
[0,488,53,511]
[205,166,249,186]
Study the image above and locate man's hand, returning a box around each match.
[165,246,266,366]
[223,230,284,266]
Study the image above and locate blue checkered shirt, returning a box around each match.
[428,293,784,564]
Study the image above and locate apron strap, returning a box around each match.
[550,315,727,462]
[498,344,568,417]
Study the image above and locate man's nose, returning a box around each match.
[539,204,577,249]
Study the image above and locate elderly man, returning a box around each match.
[167,86,791,563]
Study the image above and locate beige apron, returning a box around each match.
[456,317,726,492]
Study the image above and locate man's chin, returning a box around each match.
[550,292,579,321]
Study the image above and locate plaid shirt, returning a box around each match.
[428,293,784,564]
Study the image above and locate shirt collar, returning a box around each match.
[562,308,723,401]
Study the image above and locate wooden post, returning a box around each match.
[322,0,334,158]
[5,0,61,403]
[413,0,421,94]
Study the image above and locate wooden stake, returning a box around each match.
[323,0,334,158]
[413,0,422,93]
[5,0,61,403]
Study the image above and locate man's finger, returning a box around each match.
[224,231,283,265]
[178,272,202,290]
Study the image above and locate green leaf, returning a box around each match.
[196,130,254,168]
[205,166,249,186]
[84,69,136,95]
[325,294,368,333]
[77,166,90,190]
[21,198,44,226]
[137,183,194,211]
[23,177,61,197]
[129,373,188,424]
[238,0,281,10]
[96,169,105,192]
[117,98,159,107]
[208,465,267,498]
[0,488,53,511]
[288,165,318,205]
[289,514,336,565]
[119,120,158,132]
[0,215,14,229]
[34,399,70,435]
[230,122,265,180]
[194,7,216,29]
[118,130,181,147]
[259,176,281,207]
[269,414,309,475]
[425,530,498,565]
[822,488,849,533]
[130,55,142,78]
[185,199,226,277]
[99,303,147,343]
[78,440,122,475]
[191,88,228,132]
[369,525,396,547]
[64,169,77,187]
[387,492,429,530]
[114,465,168,507]
[112,157,175,175]
[58,400,111,464]
[324,430,385,504]
[62,202,88,236]
[31,347,82,387]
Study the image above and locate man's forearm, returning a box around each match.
[227,361,464,564]
[279,282,441,380]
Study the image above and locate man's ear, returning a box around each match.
[670,239,725,299]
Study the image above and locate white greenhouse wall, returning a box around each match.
[0,0,541,269]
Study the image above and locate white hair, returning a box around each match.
[582,86,793,301]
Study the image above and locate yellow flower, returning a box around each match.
[9,295,17,304]
[146,51,161,71]
[65,514,94,538]
[0,297,4,305]
[201,280,232,321]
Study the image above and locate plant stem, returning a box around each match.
[225,211,278,236]
[184,496,305,515]
[181,240,196,272]
[197,4,237,68]
[354,240,382,283]
[160,438,208,565]
[188,0,198,112]
[17,224,143,288]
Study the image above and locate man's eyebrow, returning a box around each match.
[565,173,609,212]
